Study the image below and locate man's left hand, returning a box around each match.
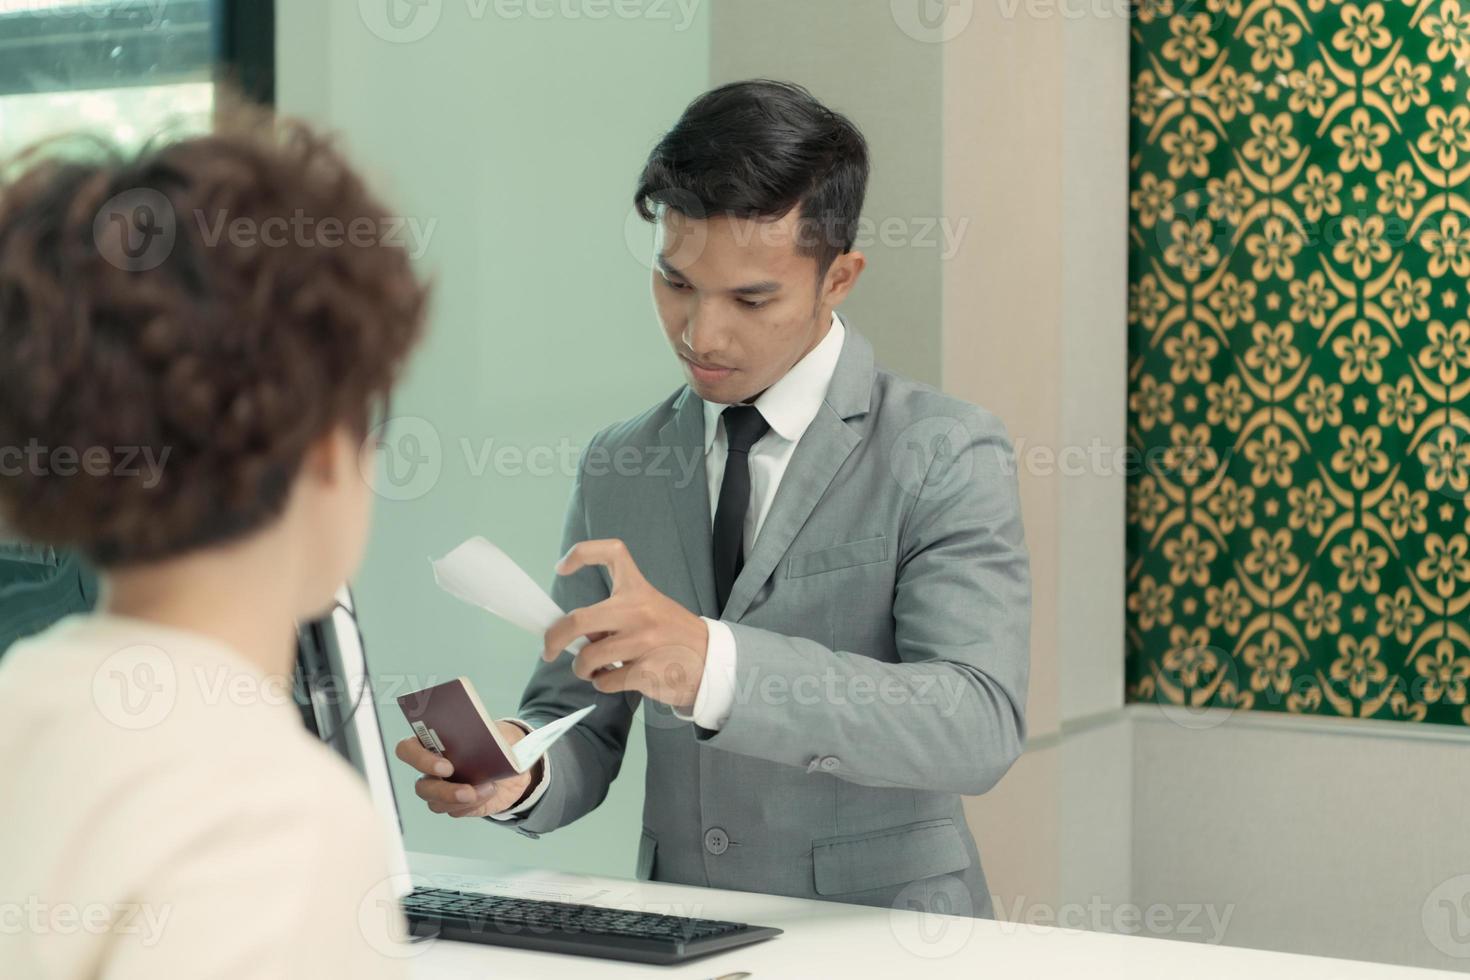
[542,538,708,710]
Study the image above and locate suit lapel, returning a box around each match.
[720,328,877,623]
[720,407,860,622]
[658,390,718,618]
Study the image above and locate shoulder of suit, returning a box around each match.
[583,387,687,453]
[868,366,1007,438]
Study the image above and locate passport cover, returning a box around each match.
[397,677,519,784]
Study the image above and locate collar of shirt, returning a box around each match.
[700,312,846,455]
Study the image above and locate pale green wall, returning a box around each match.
[710,0,944,389]
[277,3,709,878]
[275,0,938,881]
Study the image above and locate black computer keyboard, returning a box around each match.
[401,886,782,965]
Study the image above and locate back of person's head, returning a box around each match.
[0,108,428,609]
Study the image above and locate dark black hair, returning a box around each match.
[634,79,870,277]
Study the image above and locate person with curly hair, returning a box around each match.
[0,112,428,979]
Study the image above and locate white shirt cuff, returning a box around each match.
[487,718,551,820]
[671,618,737,730]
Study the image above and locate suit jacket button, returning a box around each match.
[703,827,729,855]
[819,755,840,772]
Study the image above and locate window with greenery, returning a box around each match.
[0,0,273,656]
[0,0,273,156]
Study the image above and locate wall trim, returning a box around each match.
[1022,706,1131,752]
[1128,702,1470,746]
[1022,702,1470,754]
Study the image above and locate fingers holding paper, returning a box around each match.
[544,538,709,709]
[575,643,706,709]
[554,537,647,592]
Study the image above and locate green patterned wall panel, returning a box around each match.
[1126,0,1470,724]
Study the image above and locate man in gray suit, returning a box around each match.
[398,80,1030,918]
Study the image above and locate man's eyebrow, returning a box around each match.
[732,281,782,296]
[655,256,782,296]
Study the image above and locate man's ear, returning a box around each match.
[821,250,866,308]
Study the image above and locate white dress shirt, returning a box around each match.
[679,312,846,729]
[494,313,845,818]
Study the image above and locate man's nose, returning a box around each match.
[683,300,729,357]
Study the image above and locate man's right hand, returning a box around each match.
[395,720,541,819]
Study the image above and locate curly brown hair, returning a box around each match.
[0,111,429,567]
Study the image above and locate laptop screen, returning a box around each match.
[295,588,412,896]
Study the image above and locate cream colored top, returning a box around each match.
[0,614,410,980]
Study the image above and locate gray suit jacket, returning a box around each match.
[495,327,1030,918]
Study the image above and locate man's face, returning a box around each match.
[651,208,833,405]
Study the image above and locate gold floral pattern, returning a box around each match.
[1128,0,1470,724]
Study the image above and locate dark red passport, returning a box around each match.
[397,677,519,784]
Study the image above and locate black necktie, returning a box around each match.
[712,404,770,615]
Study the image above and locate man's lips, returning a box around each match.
[682,356,735,381]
